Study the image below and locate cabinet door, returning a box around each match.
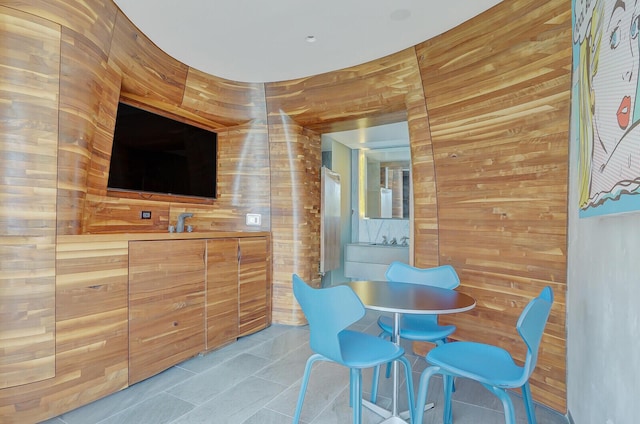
[238,237,269,336]
[128,240,205,384]
[205,238,239,350]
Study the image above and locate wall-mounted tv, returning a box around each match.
[107,102,217,200]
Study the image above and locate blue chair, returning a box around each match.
[292,274,414,424]
[413,286,554,424]
[371,262,460,400]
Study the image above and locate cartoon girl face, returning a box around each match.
[591,0,640,154]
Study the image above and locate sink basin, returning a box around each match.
[345,243,409,280]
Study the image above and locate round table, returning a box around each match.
[342,280,476,424]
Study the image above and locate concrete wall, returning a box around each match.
[567,108,640,424]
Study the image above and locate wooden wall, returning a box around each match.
[414,0,571,411]
[265,48,437,324]
[0,6,59,390]
[0,0,571,420]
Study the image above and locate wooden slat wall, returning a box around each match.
[1,0,116,55]
[0,7,59,389]
[265,48,434,324]
[205,238,239,350]
[109,12,188,107]
[58,25,114,234]
[0,237,128,421]
[0,0,573,419]
[414,0,571,411]
[80,10,271,234]
[266,116,322,325]
[55,238,129,415]
[128,240,206,384]
[238,237,270,336]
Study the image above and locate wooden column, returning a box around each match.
[0,6,60,389]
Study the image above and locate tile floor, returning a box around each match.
[44,310,568,424]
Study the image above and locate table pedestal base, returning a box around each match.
[362,399,434,423]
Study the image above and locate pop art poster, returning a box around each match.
[574,0,640,217]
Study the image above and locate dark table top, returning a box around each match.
[342,280,476,314]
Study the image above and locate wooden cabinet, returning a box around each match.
[205,238,239,350]
[127,235,269,383]
[128,240,206,385]
[238,237,270,336]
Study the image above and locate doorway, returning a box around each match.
[321,121,411,286]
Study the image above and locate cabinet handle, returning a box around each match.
[173,321,179,327]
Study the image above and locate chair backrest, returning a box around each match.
[292,274,365,363]
[385,261,460,290]
[516,286,554,385]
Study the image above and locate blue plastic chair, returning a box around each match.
[371,262,460,400]
[413,286,554,424]
[292,274,414,424]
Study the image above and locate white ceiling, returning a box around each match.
[113,0,502,84]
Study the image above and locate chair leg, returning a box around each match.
[370,330,392,404]
[484,385,516,424]
[434,338,456,393]
[522,382,537,424]
[414,366,440,424]
[370,364,380,403]
[293,354,322,424]
[350,368,363,424]
[398,355,415,424]
[443,374,454,424]
[379,331,393,379]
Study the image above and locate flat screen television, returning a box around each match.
[107,102,217,199]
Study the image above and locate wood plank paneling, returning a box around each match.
[265,48,431,325]
[414,0,570,412]
[109,10,188,107]
[182,68,267,128]
[57,27,110,234]
[205,238,239,349]
[2,0,117,55]
[266,118,321,325]
[238,237,269,336]
[128,240,205,384]
[266,48,422,132]
[82,16,271,234]
[1,0,572,418]
[84,60,122,200]
[0,237,128,422]
[54,238,129,412]
[0,6,59,389]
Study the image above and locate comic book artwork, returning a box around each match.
[574,0,640,217]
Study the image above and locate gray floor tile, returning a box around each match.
[254,342,314,386]
[98,392,194,424]
[171,376,286,424]
[48,318,568,424]
[241,407,302,424]
[265,361,349,423]
[58,366,195,424]
[246,327,310,360]
[167,353,271,405]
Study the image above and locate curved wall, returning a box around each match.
[0,0,570,421]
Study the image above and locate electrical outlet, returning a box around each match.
[246,213,261,226]
[140,211,152,219]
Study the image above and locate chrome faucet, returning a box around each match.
[400,236,409,246]
[381,236,388,245]
[176,213,193,233]
[390,237,398,245]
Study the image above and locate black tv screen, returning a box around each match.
[107,102,217,199]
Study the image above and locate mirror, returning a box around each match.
[360,147,410,219]
[322,120,410,220]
